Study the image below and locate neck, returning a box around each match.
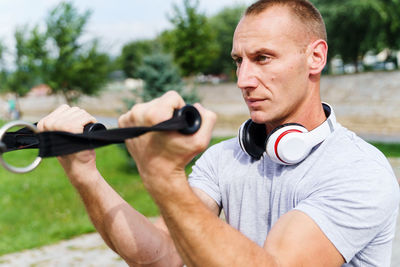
[266,78,325,133]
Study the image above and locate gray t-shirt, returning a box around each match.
[189,123,399,266]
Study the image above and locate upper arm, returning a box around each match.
[263,210,345,267]
[152,187,220,266]
[192,187,221,216]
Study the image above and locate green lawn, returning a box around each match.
[0,145,159,255]
[370,142,400,158]
[0,128,398,255]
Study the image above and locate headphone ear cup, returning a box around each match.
[266,123,308,165]
[238,120,267,160]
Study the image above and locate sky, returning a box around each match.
[0,0,254,57]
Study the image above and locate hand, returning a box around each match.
[118,91,216,191]
[37,104,98,184]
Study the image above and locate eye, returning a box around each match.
[233,57,242,66]
[255,55,271,64]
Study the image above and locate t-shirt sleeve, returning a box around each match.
[294,160,400,263]
[188,144,222,207]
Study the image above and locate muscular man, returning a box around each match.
[38,0,399,266]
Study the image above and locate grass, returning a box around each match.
[0,125,397,256]
[370,142,400,158]
[0,145,159,255]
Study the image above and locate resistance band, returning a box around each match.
[0,105,201,173]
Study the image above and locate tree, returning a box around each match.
[0,27,45,118]
[122,53,198,170]
[119,40,158,79]
[206,5,245,78]
[312,0,400,72]
[167,0,218,76]
[313,0,381,72]
[373,0,400,50]
[42,2,110,104]
[3,27,42,97]
[136,53,198,103]
[0,41,7,86]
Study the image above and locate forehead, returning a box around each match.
[232,6,306,54]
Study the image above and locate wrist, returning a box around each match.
[62,162,101,189]
[141,167,188,199]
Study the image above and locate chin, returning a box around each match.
[249,111,268,124]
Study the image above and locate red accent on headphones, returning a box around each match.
[274,129,302,164]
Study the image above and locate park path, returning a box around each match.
[0,233,127,266]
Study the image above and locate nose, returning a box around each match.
[236,60,259,90]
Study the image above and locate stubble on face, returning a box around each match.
[232,6,313,129]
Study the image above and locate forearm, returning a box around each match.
[148,172,279,267]
[67,169,182,266]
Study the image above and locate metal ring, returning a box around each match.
[0,121,42,174]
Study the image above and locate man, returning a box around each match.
[38,0,399,266]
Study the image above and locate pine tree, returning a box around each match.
[137,53,199,103]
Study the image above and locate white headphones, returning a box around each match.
[238,103,336,165]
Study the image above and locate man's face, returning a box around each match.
[232,6,312,127]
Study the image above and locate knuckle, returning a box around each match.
[58,104,70,110]
[145,107,162,124]
[165,90,178,97]
[130,103,142,114]
[118,114,127,127]
[193,140,207,153]
[41,120,51,131]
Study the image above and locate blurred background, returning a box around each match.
[0,0,399,138]
[0,0,400,265]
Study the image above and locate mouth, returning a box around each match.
[245,97,266,107]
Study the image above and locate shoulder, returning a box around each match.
[199,137,243,162]
[322,124,394,174]
[306,123,400,212]
[295,125,399,262]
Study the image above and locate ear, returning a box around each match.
[307,39,328,75]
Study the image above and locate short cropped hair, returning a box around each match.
[245,0,327,42]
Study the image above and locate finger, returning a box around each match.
[193,103,217,140]
[159,91,186,110]
[39,106,96,133]
[143,91,186,125]
[118,112,135,128]
[53,107,97,133]
[119,91,186,128]
[38,104,71,131]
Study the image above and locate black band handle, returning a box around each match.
[173,105,202,135]
[83,105,201,135]
[83,122,107,133]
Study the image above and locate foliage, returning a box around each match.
[119,39,159,79]
[166,0,219,76]
[137,53,199,103]
[2,27,44,98]
[1,2,111,105]
[205,5,245,78]
[312,0,400,71]
[375,0,400,50]
[43,2,111,104]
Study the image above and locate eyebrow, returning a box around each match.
[249,48,276,57]
[231,48,276,59]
